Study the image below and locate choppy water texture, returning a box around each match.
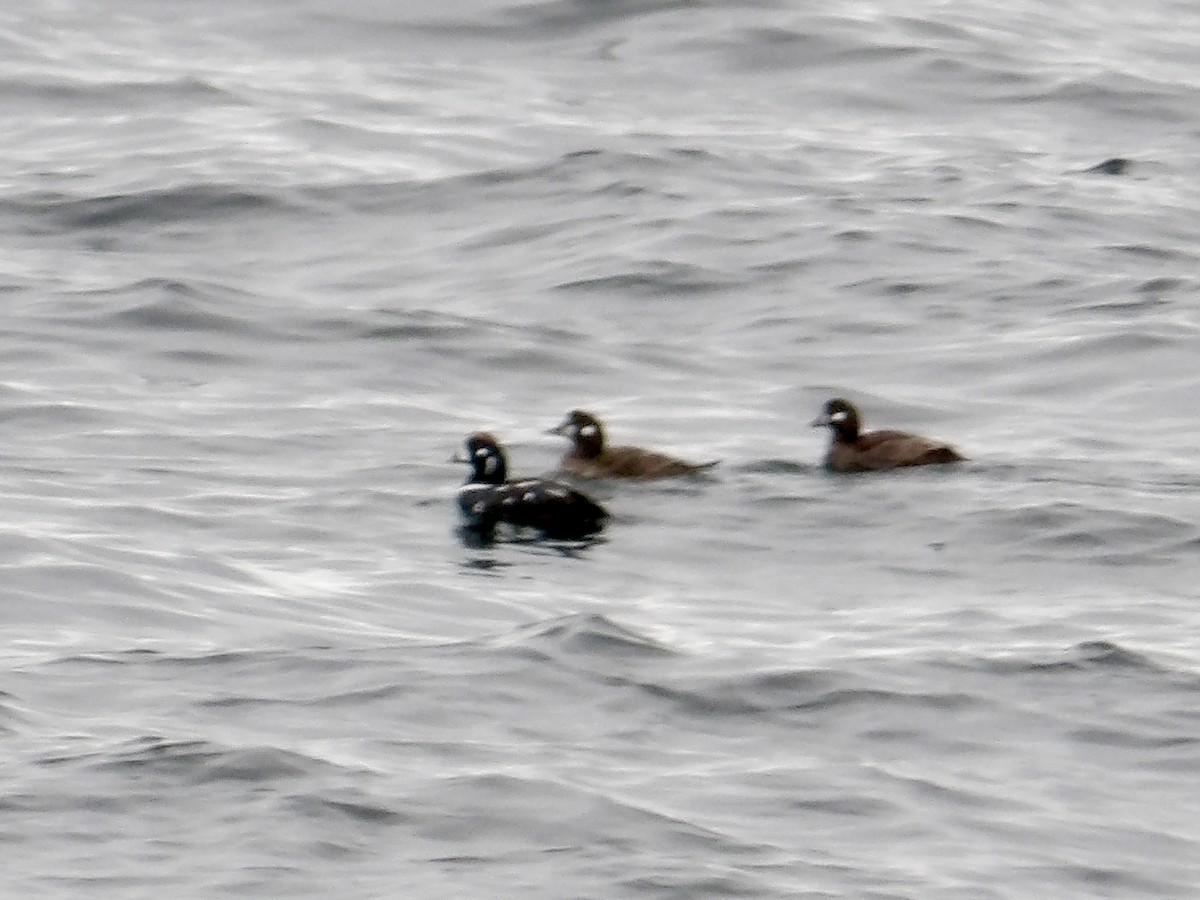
[3,0,1200,897]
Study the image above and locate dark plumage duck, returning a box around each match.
[455,432,608,539]
[548,410,719,479]
[810,398,964,473]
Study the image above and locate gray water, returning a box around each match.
[3,1,1200,897]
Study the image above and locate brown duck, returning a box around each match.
[548,410,719,479]
[810,398,964,473]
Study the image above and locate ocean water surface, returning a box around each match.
[2,0,1200,896]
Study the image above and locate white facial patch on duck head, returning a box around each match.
[830,410,849,424]
[579,424,598,438]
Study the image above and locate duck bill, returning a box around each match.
[546,422,570,437]
[450,450,470,464]
[809,414,832,428]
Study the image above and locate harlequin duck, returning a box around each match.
[548,410,719,479]
[455,432,608,539]
[810,398,964,473]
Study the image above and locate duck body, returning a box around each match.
[549,410,718,480]
[811,398,964,473]
[456,432,608,539]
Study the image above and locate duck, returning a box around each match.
[455,432,608,539]
[810,398,964,473]
[548,410,719,479]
